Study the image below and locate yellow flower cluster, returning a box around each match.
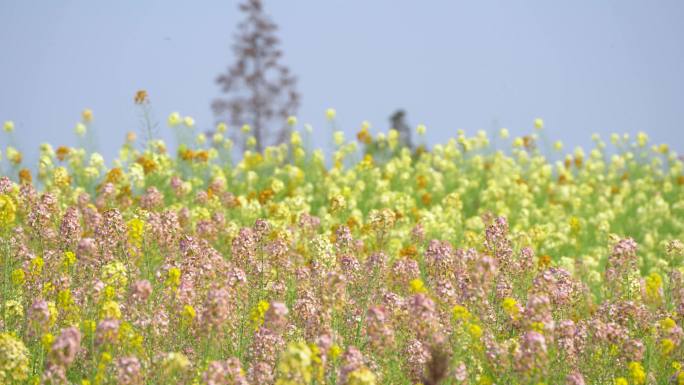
[275,341,323,385]
[0,194,16,228]
[0,333,29,382]
[250,300,270,330]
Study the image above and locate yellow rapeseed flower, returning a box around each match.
[101,261,128,289]
[531,322,545,333]
[82,109,93,123]
[213,132,224,144]
[628,362,646,385]
[11,269,24,286]
[644,272,663,304]
[347,367,377,385]
[41,333,54,351]
[452,304,471,321]
[161,352,190,375]
[661,338,675,355]
[127,218,145,246]
[166,268,181,289]
[0,333,30,382]
[3,120,15,133]
[83,320,97,335]
[409,278,427,294]
[291,131,302,146]
[0,194,17,228]
[181,305,196,326]
[276,341,314,383]
[333,131,345,146]
[74,122,87,136]
[569,216,581,235]
[183,116,195,128]
[62,251,76,270]
[658,143,669,154]
[57,289,74,309]
[250,300,270,330]
[660,317,676,331]
[502,297,520,320]
[31,257,44,276]
[53,167,70,187]
[134,90,148,104]
[100,301,122,320]
[554,141,563,151]
[637,132,648,147]
[4,300,23,318]
[168,112,181,126]
[329,344,342,360]
[468,323,483,339]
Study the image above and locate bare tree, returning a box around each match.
[212,0,299,152]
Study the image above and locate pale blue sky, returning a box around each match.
[1,0,683,164]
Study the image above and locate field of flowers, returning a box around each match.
[0,110,683,385]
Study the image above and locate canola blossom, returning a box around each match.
[0,113,683,385]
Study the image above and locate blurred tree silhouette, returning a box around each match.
[212,0,299,152]
[390,109,413,150]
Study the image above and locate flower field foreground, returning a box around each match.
[0,115,683,385]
